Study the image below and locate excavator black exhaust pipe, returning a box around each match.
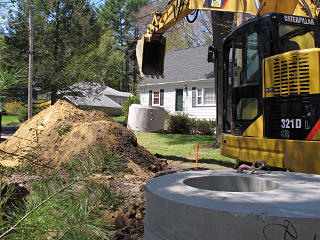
[136,35,166,78]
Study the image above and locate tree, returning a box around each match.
[211,11,234,147]
[0,36,27,103]
[98,0,149,91]
[164,10,213,53]
[3,0,102,104]
[0,57,27,102]
[63,30,124,90]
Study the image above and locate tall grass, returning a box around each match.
[0,149,128,240]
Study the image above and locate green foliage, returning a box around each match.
[123,95,140,121]
[64,31,124,90]
[17,106,44,123]
[4,0,103,103]
[168,114,216,135]
[98,0,149,91]
[3,101,24,115]
[57,124,71,137]
[190,119,216,135]
[0,150,127,239]
[168,114,192,134]
[0,57,27,102]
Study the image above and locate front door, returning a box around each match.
[175,89,183,112]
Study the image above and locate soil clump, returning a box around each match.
[0,100,164,173]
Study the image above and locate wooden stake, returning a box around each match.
[196,142,199,168]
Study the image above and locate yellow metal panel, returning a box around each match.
[293,0,318,18]
[311,128,320,140]
[221,134,320,174]
[284,140,320,174]
[221,134,240,159]
[243,115,264,137]
[263,48,320,98]
[190,0,258,15]
[221,134,284,168]
[240,148,284,168]
[258,0,298,16]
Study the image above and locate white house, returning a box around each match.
[139,45,216,120]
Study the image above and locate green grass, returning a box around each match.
[112,115,126,124]
[2,115,21,126]
[135,132,236,169]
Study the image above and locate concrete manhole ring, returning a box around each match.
[144,170,320,240]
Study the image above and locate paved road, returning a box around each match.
[1,126,19,142]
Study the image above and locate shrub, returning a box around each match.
[168,114,192,134]
[168,114,216,135]
[18,106,45,123]
[192,119,216,135]
[4,101,24,115]
[123,95,140,121]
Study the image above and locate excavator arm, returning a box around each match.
[136,0,320,77]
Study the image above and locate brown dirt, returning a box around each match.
[0,101,164,173]
[0,101,171,239]
[0,101,218,239]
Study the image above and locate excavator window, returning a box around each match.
[233,32,259,87]
[279,24,315,52]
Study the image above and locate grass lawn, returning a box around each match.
[135,132,236,169]
[2,115,21,126]
[113,115,126,124]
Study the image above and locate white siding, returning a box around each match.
[139,81,216,120]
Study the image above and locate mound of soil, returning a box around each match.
[0,101,164,172]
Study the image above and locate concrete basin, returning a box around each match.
[144,170,320,240]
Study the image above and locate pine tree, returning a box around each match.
[4,0,103,104]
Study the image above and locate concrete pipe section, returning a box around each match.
[144,170,320,240]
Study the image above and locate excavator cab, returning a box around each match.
[221,12,320,173]
[222,12,320,138]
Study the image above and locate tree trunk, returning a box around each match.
[211,11,234,147]
[52,0,61,105]
[51,86,58,105]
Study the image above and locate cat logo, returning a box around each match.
[203,0,228,9]
[211,0,222,7]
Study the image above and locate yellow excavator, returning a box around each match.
[137,0,320,174]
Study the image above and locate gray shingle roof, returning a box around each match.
[139,45,214,86]
[62,95,122,109]
[59,82,132,109]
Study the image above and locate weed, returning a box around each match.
[57,124,71,137]
[0,149,127,239]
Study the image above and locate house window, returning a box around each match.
[197,89,202,104]
[160,89,164,106]
[154,91,159,104]
[196,88,215,106]
[204,88,214,105]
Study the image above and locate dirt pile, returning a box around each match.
[0,100,164,172]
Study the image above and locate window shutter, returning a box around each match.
[192,87,196,107]
[160,89,164,106]
[149,90,152,106]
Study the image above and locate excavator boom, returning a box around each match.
[137,0,320,77]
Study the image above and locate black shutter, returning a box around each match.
[192,87,196,107]
[149,90,152,106]
[160,89,164,106]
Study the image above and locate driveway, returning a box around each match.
[1,126,19,142]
